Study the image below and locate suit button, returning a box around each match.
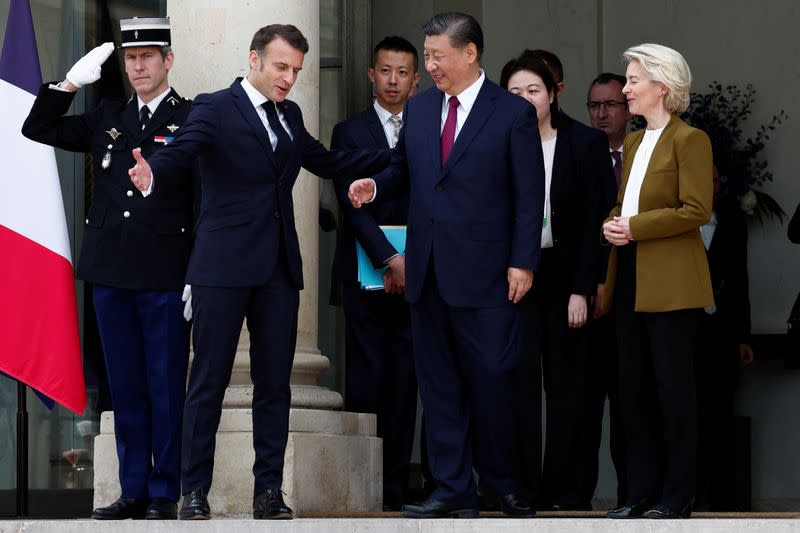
[107,144,112,149]
[85,218,89,224]
[126,190,134,197]
[274,211,280,219]
[435,185,444,192]
[123,210,130,218]
[181,227,185,233]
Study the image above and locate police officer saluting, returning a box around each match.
[22,17,194,520]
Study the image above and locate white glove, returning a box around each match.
[181,284,192,322]
[65,42,115,88]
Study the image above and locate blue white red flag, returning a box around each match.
[0,0,86,414]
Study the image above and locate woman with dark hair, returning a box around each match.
[602,43,713,520]
[501,52,615,510]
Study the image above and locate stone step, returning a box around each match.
[2,518,800,533]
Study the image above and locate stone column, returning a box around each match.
[93,0,381,515]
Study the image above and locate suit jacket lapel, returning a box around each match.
[122,96,141,140]
[231,78,276,167]
[421,90,443,177]
[440,80,497,178]
[550,123,570,208]
[136,89,181,143]
[281,101,303,176]
[366,107,390,149]
[619,130,644,197]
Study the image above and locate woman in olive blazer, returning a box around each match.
[603,44,713,520]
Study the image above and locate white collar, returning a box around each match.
[138,86,172,114]
[609,144,624,153]
[240,76,269,109]
[444,69,485,113]
[373,100,402,125]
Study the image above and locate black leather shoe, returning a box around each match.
[500,493,536,518]
[179,488,210,520]
[402,498,479,519]
[144,498,177,520]
[91,497,147,520]
[607,499,651,519]
[649,502,692,519]
[253,488,293,519]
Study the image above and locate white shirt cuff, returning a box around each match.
[142,172,154,197]
[48,82,71,92]
[366,178,377,203]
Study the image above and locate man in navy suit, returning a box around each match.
[129,24,390,520]
[349,12,544,519]
[23,18,193,521]
[330,35,420,510]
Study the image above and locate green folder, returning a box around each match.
[356,225,407,290]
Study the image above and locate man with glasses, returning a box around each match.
[587,73,631,186]
[579,72,631,509]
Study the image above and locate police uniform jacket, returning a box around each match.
[22,84,194,290]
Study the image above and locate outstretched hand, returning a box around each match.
[129,148,152,192]
[348,179,376,208]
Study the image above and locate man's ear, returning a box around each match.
[249,49,261,70]
[464,42,478,65]
[367,67,375,85]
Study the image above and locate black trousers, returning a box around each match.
[342,284,417,506]
[515,249,589,508]
[181,259,298,496]
[694,313,741,510]
[615,244,699,509]
[581,310,627,507]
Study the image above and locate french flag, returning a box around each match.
[0,0,86,414]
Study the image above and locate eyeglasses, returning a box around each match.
[587,100,627,112]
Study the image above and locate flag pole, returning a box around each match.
[16,381,28,518]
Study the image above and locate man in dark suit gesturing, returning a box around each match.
[330,35,421,510]
[129,24,390,520]
[349,12,544,519]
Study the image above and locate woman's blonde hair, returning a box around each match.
[623,43,691,114]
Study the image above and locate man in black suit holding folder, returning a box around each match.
[330,35,420,510]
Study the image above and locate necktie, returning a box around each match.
[440,95,459,166]
[139,105,150,131]
[388,114,402,148]
[263,101,292,170]
[611,149,622,188]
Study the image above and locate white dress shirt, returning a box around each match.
[240,76,294,149]
[621,126,665,217]
[136,86,172,123]
[440,69,486,138]
[540,135,557,248]
[373,100,403,149]
[700,210,718,250]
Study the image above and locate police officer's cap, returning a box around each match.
[120,17,171,48]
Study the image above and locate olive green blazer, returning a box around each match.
[603,115,714,312]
